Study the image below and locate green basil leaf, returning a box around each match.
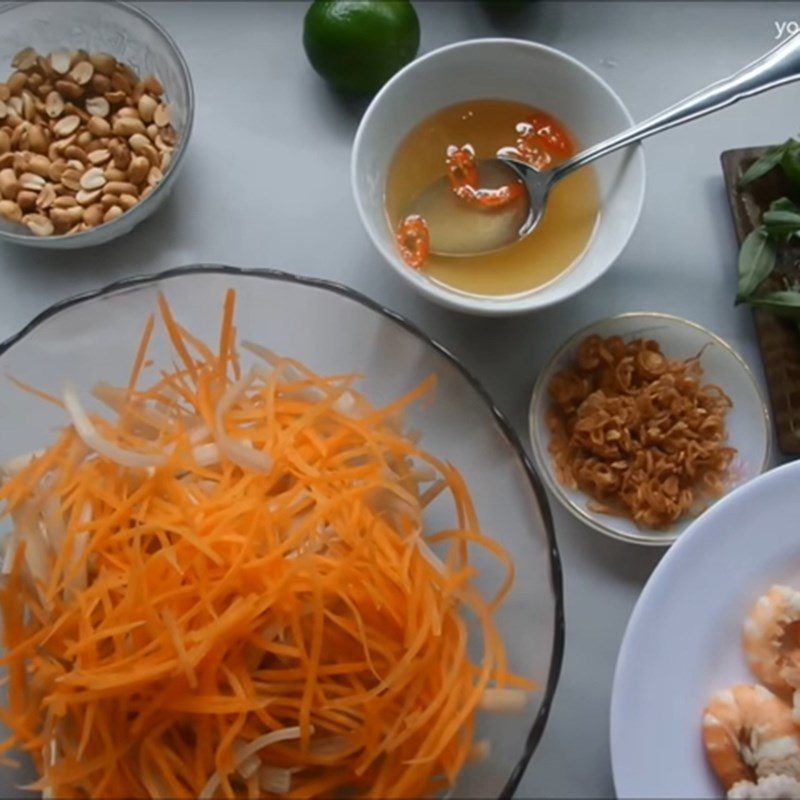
[769,197,798,212]
[762,207,800,238]
[747,290,800,319]
[782,142,800,186]
[739,141,791,187]
[737,229,777,302]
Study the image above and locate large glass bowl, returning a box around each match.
[0,267,564,798]
[0,0,194,249]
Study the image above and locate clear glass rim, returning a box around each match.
[0,0,195,246]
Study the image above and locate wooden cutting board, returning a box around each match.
[721,147,800,456]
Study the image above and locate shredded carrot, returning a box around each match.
[0,290,534,798]
[5,374,64,409]
[128,314,156,394]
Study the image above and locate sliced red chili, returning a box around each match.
[396,214,429,269]
[513,126,554,171]
[445,144,479,190]
[445,143,523,209]
[455,181,524,209]
[518,112,573,158]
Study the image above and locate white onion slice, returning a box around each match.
[470,738,491,762]
[191,443,221,467]
[188,424,212,445]
[309,735,348,757]
[11,506,48,599]
[1,535,16,575]
[259,766,293,794]
[42,494,65,552]
[241,341,301,380]
[63,381,166,470]
[0,449,44,476]
[479,688,528,713]
[68,531,89,594]
[416,537,446,575]
[233,747,261,779]
[64,502,93,594]
[332,391,357,416]
[199,726,304,799]
[243,342,356,411]
[91,382,174,435]
[214,369,272,473]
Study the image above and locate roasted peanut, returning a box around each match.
[0,47,175,235]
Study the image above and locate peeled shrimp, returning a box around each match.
[743,585,800,697]
[728,774,800,799]
[702,684,800,791]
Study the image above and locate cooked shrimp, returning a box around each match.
[702,684,800,791]
[728,774,800,799]
[743,586,800,696]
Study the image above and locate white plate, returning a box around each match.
[529,312,771,546]
[610,459,800,798]
[0,266,564,798]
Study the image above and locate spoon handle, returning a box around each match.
[554,32,800,180]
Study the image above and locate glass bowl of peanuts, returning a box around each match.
[0,0,193,248]
[528,313,771,546]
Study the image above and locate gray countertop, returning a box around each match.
[1,1,797,796]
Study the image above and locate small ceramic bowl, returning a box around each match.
[528,313,771,546]
[351,38,646,316]
[0,0,194,249]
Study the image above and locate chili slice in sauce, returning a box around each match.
[446,143,523,210]
[396,214,430,269]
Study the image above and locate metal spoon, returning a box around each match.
[408,32,800,257]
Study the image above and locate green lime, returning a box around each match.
[303,0,420,94]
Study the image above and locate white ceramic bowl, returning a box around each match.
[528,313,771,546]
[351,38,645,316]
